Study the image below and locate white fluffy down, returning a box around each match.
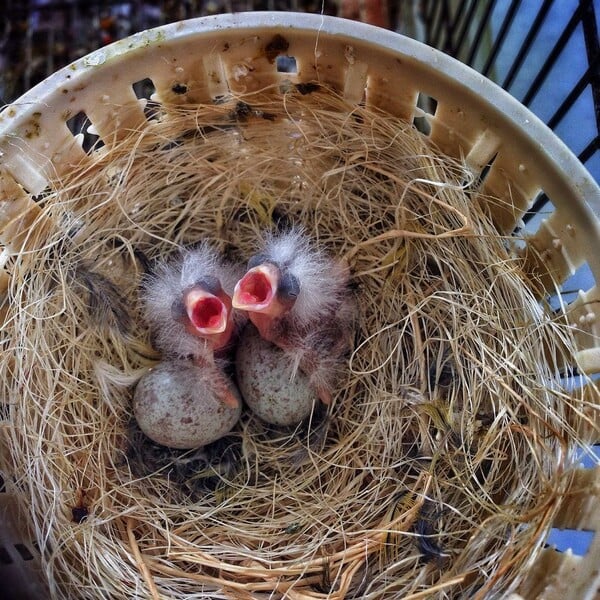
[260,229,350,327]
[141,243,244,360]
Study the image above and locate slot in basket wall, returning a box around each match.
[1,12,600,600]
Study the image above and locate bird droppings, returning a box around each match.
[258,110,277,121]
[24,113,42,139]
[229,100,277,123]
[295,82,320,95]
[231,100,253,121]
[231,63,251,81]
[171,83,188,95]
[344,45,356,65]
[83,51,106,67]
[264,34,290,63]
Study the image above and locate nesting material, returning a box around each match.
[1,85,597,599]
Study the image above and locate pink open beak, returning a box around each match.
[185,288,228,335]
[232,264,280,314]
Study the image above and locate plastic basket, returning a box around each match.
[0,12,599,599]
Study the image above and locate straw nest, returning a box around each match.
[1,85,598,599]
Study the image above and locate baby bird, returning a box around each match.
[142,243,245,361]
[140,243,246,410]
[232,229,355,405]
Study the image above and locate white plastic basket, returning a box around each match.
[1,12,599,599]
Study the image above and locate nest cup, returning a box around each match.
[1,12,600,600]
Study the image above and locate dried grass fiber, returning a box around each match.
[1,85,597,599]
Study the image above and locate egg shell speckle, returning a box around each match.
[133,360,241,449]
[236,325,317,426]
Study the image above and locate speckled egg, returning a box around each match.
[235,325,317,426]
[133,360,242,449]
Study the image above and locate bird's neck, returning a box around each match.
[249,312,279,344]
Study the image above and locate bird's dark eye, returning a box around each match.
[248,253,270,269]
[278,272,300,302]
[192,275,221,295]
[171,299,187,322]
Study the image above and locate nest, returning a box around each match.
[1,85,597,599]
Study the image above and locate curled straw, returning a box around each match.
[1,85,598,599]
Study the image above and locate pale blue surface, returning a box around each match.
[547,528,594,555]
[489,0,600,558]
[546,449,598,555]
[490,0,599,184]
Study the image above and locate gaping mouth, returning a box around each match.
[232,265,277,311]
[186,291,227,334]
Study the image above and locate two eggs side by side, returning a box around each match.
[133,230,355,450]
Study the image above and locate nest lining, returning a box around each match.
[1,85,597,599]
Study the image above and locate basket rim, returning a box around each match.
[2,12,600,598]
[1,11,599,261]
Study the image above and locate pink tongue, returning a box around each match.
[241,272,271,304]
[190,297,223,329]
